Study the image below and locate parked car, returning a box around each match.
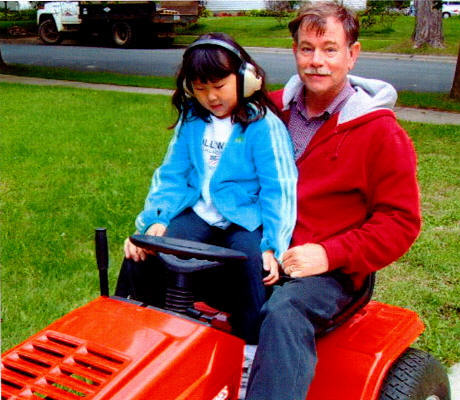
[442,1,460,17]
[405,1,416,16]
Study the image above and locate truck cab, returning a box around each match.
[37,1,80,44]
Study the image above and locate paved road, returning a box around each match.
[1,41,456,92]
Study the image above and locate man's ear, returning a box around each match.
[348,41,361,71]
[292,41,298,55]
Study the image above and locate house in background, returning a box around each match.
[341,0,367,10]
[0,1,36,11]
[205,0,266,12]
[204,0,367,12]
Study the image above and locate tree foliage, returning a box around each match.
[265,1,298,26]
[360,0,399,30]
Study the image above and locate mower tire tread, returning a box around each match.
[379,347,451,400]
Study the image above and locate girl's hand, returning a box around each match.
[262,250,280,286]
[146,223,167,237]
[123,224,167,262]
[124,235,147,262]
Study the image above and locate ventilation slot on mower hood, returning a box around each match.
[1,330,130,400]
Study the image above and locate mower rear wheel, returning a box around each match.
[379,348,450,400]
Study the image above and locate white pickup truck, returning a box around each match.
[37,1,199,47]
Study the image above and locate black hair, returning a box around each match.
[171,32,280,129]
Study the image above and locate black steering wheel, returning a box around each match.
[129,235,248,315]
[129,235,247,273]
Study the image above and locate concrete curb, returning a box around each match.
[2,73,459,125]
[394,106,460,125]
[0,73,173,95]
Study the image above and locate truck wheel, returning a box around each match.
[112,22,135,48]
[379,348,451,400]
[38,19,63,45]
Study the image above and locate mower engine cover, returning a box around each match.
[1,296,244,400]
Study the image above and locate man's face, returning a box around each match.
[293,16,360,102]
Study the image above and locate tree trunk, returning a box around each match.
[450,43,460,99]
[0,48,7,71]
[412,0,444,48]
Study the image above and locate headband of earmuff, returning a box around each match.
[182,38,263,98]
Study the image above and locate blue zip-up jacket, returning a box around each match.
[136,109,297,259]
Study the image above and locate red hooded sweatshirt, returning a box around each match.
[271,75,421,290]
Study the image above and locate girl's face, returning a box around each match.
[191,73,238,119]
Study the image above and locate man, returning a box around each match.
[245,3,421,400]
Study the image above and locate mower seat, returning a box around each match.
[318,272,376,336]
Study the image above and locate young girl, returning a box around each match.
[116,32,297,344]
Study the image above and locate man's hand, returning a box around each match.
[281,243,329,278]
[123,224,167,262]
[262,250,280,286]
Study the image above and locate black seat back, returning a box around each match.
[317,272,375,336]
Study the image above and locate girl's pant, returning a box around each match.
[245,272,355,400]
[115,208,267,344]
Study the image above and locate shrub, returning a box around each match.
[264,1,299,26]
[0,9,36,22]
[359,0,399,30]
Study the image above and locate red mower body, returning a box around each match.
[1,297,244,400]
[2,297,423,400]
[308,300,424,400]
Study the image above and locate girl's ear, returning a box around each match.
[183,79,194,98]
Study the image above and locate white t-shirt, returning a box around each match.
[192,115,233,228]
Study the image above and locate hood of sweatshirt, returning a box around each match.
[281,74,398,125]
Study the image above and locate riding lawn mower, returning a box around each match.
[1,229,451,400]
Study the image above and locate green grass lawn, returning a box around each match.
[1,83,459,368]
[176,14,460,56]
[397,91,460,113]
[1,64,178,90]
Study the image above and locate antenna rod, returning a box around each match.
[95,228,109,296]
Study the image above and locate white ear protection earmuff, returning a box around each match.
[241,63,263,98]
[183,78,193,98]
[182,38,263,98]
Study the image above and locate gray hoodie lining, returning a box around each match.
[281,74,397,125]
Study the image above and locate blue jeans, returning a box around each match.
[245,272,355,400]
[115,208,267,344]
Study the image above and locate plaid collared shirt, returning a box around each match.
[288,82,356,160]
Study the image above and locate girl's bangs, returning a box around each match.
[186,48,236,83]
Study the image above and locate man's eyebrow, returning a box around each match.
[323,40,339,46]
[298,39,339,46]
